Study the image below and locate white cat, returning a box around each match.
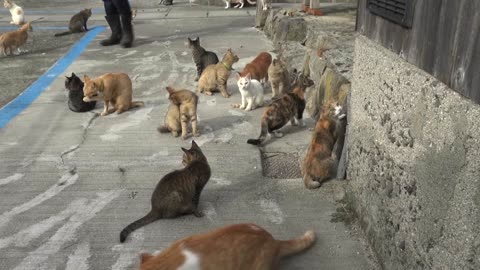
[3,0,24,25]
[224,0,256,9]
[233,73,264,111]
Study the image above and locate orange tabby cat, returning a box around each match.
[0,22,32,56]
[138,223,316,270]
[302,101,346,189]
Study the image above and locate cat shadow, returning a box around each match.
[198,115,245,133]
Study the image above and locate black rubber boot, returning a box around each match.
[120,14,134,48]
[100,15,122,46]
[164,0,173,5]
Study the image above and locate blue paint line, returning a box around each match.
[0,25,106,129]
[0,26,69,31]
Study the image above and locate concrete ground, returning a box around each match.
[0,1,378,269]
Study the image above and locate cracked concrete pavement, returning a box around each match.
[0,1,378,269]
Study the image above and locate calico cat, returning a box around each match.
[0,22,32,56]
[65,72,96,112]
[232,73,264,111]
[268,58,291,98]
[302,101,346,189]
[238,52,272,83]
[138,223,315,270]
[224,0,256,9]
[3,0,24,25]
[186,37,219,81]
[157,86,200,139]
[247,73,314,145]
[120,141,211,243]
[198,49,239,98]
[54,8,92,37]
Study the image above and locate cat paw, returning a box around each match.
[205,91,213,96]
[222,93,231,98]
[194,210,204,218]
[273,131,284,138]
[100,111,109,116]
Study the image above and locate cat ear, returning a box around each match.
[246,73,251,80]
[140,253,153,264]
[83,75,90,82]
[166,86,175,94]
[196,37,200,41]
[235,73,241,81]
[272,59,277,65]
[181,147,189,154]
[188,37,192,41]
[191,140,200,150]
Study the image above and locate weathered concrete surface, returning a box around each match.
[0,2,377,269]
[347,35,480,270]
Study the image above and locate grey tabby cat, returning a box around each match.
[119,141,211,243]
[187,37,219,81]
[54,8,92,37]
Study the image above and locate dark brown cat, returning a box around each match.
[247,73,314,145]
[120,141,211,243]
[54,8,92,37]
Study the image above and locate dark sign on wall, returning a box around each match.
[367,0,414,28]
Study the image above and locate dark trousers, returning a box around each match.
[103,0,132,16]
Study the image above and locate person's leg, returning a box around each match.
[100,0,122,46]
[112,0,134,48]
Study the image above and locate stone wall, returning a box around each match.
[347,35,480,269]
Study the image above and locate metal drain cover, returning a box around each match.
[261,152,302,179]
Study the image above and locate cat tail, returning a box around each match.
[303,157,337,189]
[278,230,316,258]
[157,126,170,133]
[247,118,268,145]
[120,211,160,243]
[131,101,145,108]
[246,0,257,4]
[54,31,72,37]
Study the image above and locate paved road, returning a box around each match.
[0,2,377,269]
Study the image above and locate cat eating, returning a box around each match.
[186,37,219,82]
[65,72,96,112]
[137,223,315,270]
[120,141,211,243]
[3,0,24,25]
[232,72,264,111]
[54,8,92,37]
[0,22,32,56]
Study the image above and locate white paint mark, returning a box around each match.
[65,242,90,270]
[232,121,255,135]
[3,141,18,146]
[178,249,201,270]
[0,173,24,186]
[111,230,145,270]
[211,177,232,186]
[228,109,245,116]
[85,48,102,52]
[259,199,284,224]
[116,50,138,58]
[206,98,217,106]
[0,199,87,250]
[194,125,215,147]
[181,51,188,56]
[215,132,233,143]
[203,202,217,222]
[143,51,152,56]
[0,173,79,230]
[36,154,62,164]
[12,190,122,270]
[100,107,153,141]
[145,149,169,160]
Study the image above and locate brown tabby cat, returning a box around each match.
[0,22,32,56]
[302,101,346,189]
[138,223,316,270]
[247,73,314,145]
[268,58,291,98]
[157,86,200,139]
[120,141,211,243]
[197,48,239,98]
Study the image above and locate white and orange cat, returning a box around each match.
[232,73,264,111]
[138,223,316,270]
[224,0,256,9]
[3,0,24,25]
[0,22,32,56]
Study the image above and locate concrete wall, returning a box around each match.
[347,35,480,269]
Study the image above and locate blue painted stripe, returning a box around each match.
[0,25,106,129]
[0,26,69,31]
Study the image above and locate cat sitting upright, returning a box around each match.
[198,48,239,98]
[65,72,96,112]
[54,8,92,37]
[232,73,264,111]
[3,0,24,25]
[247,72,314,145]
[186,37,219,81]
[302,101,346,189]
[120,141,211,243]
[0,22,32,56]
[137,223,315,270]
[268,58,291,98]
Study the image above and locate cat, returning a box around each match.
[54,8,92,37]
[65,72,96,113]
[247,73,314,145]
[260,0,271,11]
[137,223,315,270]
[268,58,291,98]
[186,37,219,82]
[0,22,32,56]
[224,0,256,9]
[157,86,200,140]
[82,73,144,116]
[232,73,264,111]
[120,140,211,243]
[3,0,24,25]
[238,51,272,84]
[198,48,239,98]
[302,101,346,189]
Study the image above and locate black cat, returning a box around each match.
[65,72,96,112]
